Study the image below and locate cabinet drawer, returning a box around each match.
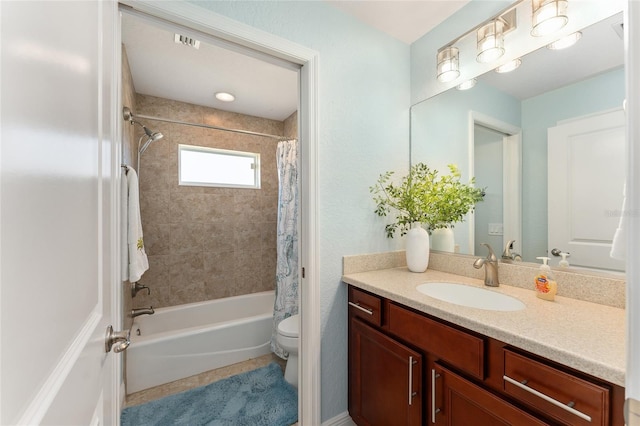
[503,349,610,425]
[348,286,382,326]
[387,303,485,380]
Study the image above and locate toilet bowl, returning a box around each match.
[276,314,299,388]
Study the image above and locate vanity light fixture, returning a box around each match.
[437,46,460,83]
[477,20,506,63]
[547,31,582,50]
[215,92,235,102]
[531,0,568,37]
[495,58,522,73]
[457,79,477,91]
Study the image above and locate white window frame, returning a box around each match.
[178,144,261,189]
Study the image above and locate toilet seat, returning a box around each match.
[278,314,299,338]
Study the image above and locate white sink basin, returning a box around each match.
[416,282,525,311]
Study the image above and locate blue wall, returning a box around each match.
[411,1,513,103]
[411,81,521,252]
[188,1,410,421]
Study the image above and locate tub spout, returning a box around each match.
[131,306,154,318]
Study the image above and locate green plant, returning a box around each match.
[370,163,485,238]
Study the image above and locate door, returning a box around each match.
[431,363,549,426]
[548,109,626,271]
[349,317,422,426]
[1,1,120,424]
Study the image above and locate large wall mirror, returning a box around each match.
[411,11,625,273]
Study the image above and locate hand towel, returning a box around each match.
[126,166,149,282]
[121,167,130,281]
[610,183,627,260]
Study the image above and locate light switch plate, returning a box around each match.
[488,223,504,236]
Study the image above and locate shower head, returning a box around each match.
[124,107,164,155]
[138,131,164,155]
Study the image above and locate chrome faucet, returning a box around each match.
[502,240,522,262]
[131,306,154,318]
[473,243,499,287]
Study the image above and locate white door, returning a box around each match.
[1,1,121,425]
[548,109,626,271]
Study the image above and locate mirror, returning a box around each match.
[411,12,625,272]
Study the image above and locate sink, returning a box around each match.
[416,282,525,311]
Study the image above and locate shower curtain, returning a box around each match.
[271,139,299,359]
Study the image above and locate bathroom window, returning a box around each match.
[178,144,260,189]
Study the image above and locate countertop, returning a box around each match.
[342,267,626,387]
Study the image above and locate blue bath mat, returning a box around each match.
[121,362,298,426]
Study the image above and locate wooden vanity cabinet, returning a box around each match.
[349,316,422,426]
[347,285,624,426]
[348,286,422,425]
[432,362,549,426]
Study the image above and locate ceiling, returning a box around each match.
[120,2,465,122]
[121,2,623,121]
[325,0,470,44]
[121,13,300,121]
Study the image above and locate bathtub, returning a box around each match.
[126,290,275,393]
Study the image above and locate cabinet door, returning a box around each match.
[349,317,422,426]
[432,363,549,426]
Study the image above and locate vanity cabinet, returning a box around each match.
[432,363,548,425]
[348,286,422,426]
[347,285,624,426]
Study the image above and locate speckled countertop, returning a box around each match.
[342,267,626,387]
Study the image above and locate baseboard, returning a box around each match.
[321,411,356,426]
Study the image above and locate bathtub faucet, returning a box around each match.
[131,306,154,318]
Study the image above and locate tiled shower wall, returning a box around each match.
[133,94,297,309]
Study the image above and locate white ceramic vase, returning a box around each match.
[406,223,430,272]
[431,227,455,252]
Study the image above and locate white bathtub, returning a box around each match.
[126,290,275,393]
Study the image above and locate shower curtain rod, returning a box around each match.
[135,113,286,141]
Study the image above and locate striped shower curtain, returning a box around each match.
[271,139,299,359]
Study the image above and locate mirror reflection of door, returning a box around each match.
[474,124,506,256]
[470,115,521,257]
[547,108,626,272]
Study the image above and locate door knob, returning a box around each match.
[550,248,562,257]
[105,325,130,353]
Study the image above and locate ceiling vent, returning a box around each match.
[174,34,200,49]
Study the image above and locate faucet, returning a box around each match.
[502,240,522,262]
[131,306,154,318]
[473,243,499,287]
[131,282,151,298]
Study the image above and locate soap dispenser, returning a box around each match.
[534,257,557,301]
[559,252,570,268]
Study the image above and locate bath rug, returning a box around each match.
[121,362,298,426]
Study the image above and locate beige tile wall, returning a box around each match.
[283,111,297,140]
[132,93,296,309]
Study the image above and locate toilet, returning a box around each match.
[276,314,299,388]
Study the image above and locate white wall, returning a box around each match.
[187,1,411,421]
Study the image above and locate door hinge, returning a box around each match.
[302,267,305,278]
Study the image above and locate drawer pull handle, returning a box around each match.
[348,301,373,315]
[431,369,441,424]
[408,356,414,405]
[503,375,592,422]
